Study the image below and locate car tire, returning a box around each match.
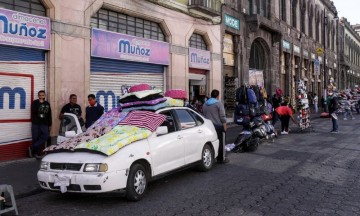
[197,144,214,172]
[126,163,148,201]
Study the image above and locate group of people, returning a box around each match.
[29,91,104,158]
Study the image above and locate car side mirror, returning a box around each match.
[65,131,77,138]
[156,126,168,135]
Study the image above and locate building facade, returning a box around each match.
[0,0,223,161]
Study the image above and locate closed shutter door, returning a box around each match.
[0,45,45,161]
[90,57,165,111]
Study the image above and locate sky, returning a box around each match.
[332,0,360,24]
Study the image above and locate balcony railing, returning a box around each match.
[188,0,221,17]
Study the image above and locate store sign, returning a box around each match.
[282,40,291,50]
[314,59,320,76]
[0,8,51,50]
[189,47,211,70]
[91,28,170,65]
[303,50,308,58]
[224,14,240,30]
[293,45,300,53]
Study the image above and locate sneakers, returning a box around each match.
[343,118,347,120]
[34,154,44,160]
[330,130,339,133]
[28,147,33,158]
[352,117,355,120]
[281,131,288,135]
[217,158,230,164]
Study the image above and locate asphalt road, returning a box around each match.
[3,116,360,216]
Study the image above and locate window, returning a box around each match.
[0,0,46,16]
[175,109,197,130]
[308,5,313,38]
[159,111,177,133]
[280,0,286,21]
[189,33,207,50]
[91,9,165,41]
[189,110,204,125]
[292,0,297,28]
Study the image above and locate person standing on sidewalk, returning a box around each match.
[202,89,229,164]
[313,93,318,113]
[59,94,84,126]
[328,92,339,133]
[85,94,104,129]
[29,90,52,158]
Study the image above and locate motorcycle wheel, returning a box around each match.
[244,137,260,152]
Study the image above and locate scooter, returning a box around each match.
[232,115,276,153]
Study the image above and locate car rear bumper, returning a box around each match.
[37,169,128,193]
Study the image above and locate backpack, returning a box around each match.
[247,88,257,104]
[236,85,247,104]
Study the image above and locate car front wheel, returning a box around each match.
[197,144,214,172]
[126,163,148,201]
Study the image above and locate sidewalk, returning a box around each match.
[0,158,42,199]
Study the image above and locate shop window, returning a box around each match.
[91,8,165,42]
[0,0,46,16]
[189,33,207,50]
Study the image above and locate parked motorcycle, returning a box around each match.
[232,115,276,153]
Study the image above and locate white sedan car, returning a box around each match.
[37,107,219,201]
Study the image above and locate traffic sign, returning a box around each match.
[314,59,320,76]
[316,47,323,55]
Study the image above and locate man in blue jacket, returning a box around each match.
[202,89,229,164]
[85,94,104,129]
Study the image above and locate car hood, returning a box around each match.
[42,152,107,163]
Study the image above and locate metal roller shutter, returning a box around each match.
[90,57,165,111]
[0,45,45,161]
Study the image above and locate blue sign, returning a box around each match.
[314,59,320,76]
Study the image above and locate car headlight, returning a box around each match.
[83,163,108,172]
[40,161,49,170]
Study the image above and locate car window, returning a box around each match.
[159,110,177,133]
[59,115,78,136]
[189,110,204,125]
[174,109,197,130]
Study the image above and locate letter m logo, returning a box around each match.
[0,87,26,109]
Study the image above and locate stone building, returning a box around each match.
[339,18,360,88]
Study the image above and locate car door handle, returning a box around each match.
[177,135,183,139]
[198,129,203,133]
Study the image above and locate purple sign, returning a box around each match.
[0,8,50,50]
[189,47,211,70]
[91,28,170,65]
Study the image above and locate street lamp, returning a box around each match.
[323,8,338,97]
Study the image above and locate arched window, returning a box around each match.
[91,9,165,41]
[189,33,207,50]
[308,4,313,38]
[0,0,46,16]
[315,10,320,42]
[300,1,306,33]
[249,41,265,70]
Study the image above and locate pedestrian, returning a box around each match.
[328,92,339,133]
[271,93,282,125]
[29,90,52,159]
[313,93,318,113]
[59,94,84,126]
[202,89,229,164]
[275,100,298,135]
[343,99,355,120]
[85,94,104,129]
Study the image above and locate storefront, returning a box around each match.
[0,8,50,161]
[90,28,169,112]
[281,40,292,95]
[188,47,210,102]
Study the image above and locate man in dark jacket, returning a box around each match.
[328,92,339,133]
[59,94,84,126]
[29,90,52,159]
[85,94,104,129]
[202,89,229,164]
